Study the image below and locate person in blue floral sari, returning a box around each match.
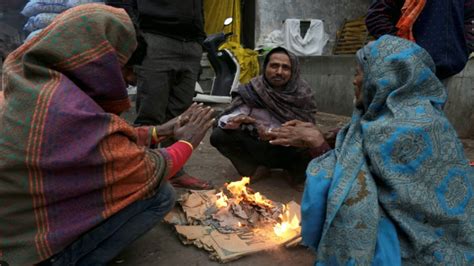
[269,35,474,265]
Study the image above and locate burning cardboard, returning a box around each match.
[164,177,301,262]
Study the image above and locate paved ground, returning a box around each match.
[114,108,474,266]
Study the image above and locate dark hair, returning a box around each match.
[263,47,290,70]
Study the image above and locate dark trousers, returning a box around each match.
[210,127,312,182]
[42,182,176,265]
[134,33,202,126]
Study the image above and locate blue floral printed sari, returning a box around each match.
[301,35,474,265]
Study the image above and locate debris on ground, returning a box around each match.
[164,177,302,263]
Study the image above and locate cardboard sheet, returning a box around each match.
[165,192,301,263]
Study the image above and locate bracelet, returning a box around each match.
[151,127,159,142]
[178,140,194,151]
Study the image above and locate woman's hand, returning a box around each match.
[223,115,256,129]
[154,103,200,138]
[173,105,215,148]
[267,122,326,148]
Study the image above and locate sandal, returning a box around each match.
[170,174,213,190]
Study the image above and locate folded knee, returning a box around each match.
[149,182,176,214]
[210,127,227,148]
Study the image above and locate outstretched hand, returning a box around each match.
[173,105,215,148]
[154,103,200,138]
[267,120,326,148]
[223,115,256,129]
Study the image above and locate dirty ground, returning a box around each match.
[114,107,474,266]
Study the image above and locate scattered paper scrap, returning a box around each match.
[164,177,301,262]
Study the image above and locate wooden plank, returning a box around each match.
[335,47,363,51]
[334,49,360,53]
[335,49,362,53]
[335,44,365,49]
[338,37,367,42]
[336,43,364,48]
[344,25,366,30]
[344,21,366,27]
[341,28,367,34]
[335,47,360,50]
[334,50,357,55]
[338,36,367,41]
[335,46,363,51]
[334,16,370,55]
[341,26,367,31]
[336,41,365,46]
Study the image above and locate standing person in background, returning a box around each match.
[465,0,474,53]
[106,0,212,189]
[365,0,469,80]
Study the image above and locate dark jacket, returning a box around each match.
[466,0,474,53]
[366,0,469,79]
[105,0,206,43]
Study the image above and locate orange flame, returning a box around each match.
[221,177,273,208]
[215,192,228,208]
[250,192,273,208]
[273,204,300,237]
[226,177,250,199]
[213,178,299,237]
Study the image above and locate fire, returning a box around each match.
[215,192,228,208]
[226,177,250,199]
[251,192,273,207]
[213,177,300,237]
[222,177,273,208]
[273,204,300,238]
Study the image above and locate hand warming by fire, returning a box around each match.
[211,177,301,238]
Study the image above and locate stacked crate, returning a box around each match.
[333,16,375,55]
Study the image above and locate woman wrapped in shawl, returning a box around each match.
[0,4,214,265]
[210,47,325,186]
[273,35,474,264]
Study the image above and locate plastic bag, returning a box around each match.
[66,0,104,8]
[21,0,68,17]
[256,30,284,52]
[24,13,58,32]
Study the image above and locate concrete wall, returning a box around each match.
[0,3,27,58]
[255,0,371,54]
[299,55,356,115]
[444,62,474,138]
[299,56,474,138]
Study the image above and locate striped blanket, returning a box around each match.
[0,4,170,264]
